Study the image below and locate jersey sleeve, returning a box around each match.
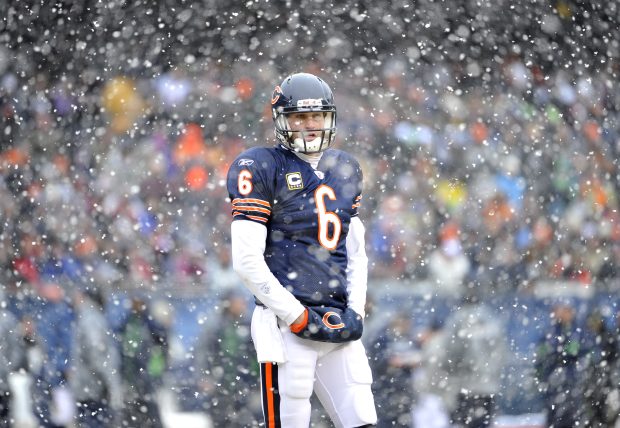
[352,194,362,218]
[231,220,306,326]
[226,148,275,225]
[345,216,368,318]
[348,154,364,218]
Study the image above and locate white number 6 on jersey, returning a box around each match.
[238,169,253,195]
[315,185,342,250]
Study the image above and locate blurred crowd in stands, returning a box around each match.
[0,0,619,426]
[1,45,618,300]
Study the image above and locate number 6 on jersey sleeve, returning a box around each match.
[315,184,342,250]
[238,169,253,195]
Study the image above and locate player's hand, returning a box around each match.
[290,306,363,343]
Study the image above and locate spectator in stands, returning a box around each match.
[0,286,24,427]
[437,286,508,427]
[411,321,451,428]
[10,313,38,427]
[117,296,168,428]
[69,286,123,427]
[368,310,420,427]
[195,290,260,426]
[427,222,471,299]
[577,309,620,426]
[31,280,75,428]
[535,302,586,427]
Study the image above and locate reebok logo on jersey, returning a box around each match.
[238,159,254,166]
[286,172,304,190]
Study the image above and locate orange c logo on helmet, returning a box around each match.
[271,86,282,104]
[322,311,345,329]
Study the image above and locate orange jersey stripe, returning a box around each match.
[232,211,268,223]
[233,205,272,215]
[245,214,268,223]
[232,198,271,208]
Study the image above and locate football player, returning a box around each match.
[227,72,377,427]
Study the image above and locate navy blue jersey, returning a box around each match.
[227,145,363,310]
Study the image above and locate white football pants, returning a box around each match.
[258,325,377,428]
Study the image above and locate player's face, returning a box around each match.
[288,111,326,140]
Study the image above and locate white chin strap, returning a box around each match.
[292,136,324,153]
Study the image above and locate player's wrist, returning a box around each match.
[289,308,309,333]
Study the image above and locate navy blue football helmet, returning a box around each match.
[271,73,337,153]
